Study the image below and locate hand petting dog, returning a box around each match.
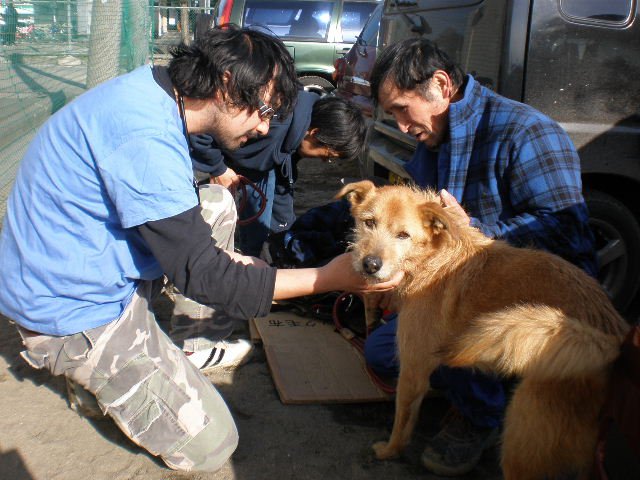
[438,189,470,226]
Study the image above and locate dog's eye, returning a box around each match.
[397,231,410,239]
[364,218,376,229]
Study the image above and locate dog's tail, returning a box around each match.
[443,305,623,380]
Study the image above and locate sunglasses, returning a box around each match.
[257,100,277,121]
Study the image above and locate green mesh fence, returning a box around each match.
[0,0,218,221]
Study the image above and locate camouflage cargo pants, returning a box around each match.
[170,183,239,352]
[15,184,241,471]
[18,280,238,471]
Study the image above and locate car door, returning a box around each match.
[336,1,383,117]
[333,0,380,64]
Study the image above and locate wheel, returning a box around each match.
[298,76,335,96]
[585,188,640,312]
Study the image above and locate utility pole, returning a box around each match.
[86,0,123,88]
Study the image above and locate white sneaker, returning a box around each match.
[185,339,254,372]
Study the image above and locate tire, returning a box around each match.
[298,76,335,96]
[585,188,640,312]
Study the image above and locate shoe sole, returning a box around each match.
[420,429,499,476]
[421,452,481,477]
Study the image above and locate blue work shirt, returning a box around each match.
[405,75,597,276]
[0,65,197,335]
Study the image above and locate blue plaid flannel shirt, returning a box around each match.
[405,75,597,276]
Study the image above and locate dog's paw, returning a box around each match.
[372,441,399,460]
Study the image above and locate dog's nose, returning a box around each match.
[362,255,383,274]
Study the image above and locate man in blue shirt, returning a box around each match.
[0,26,402,472]
[366,37,597,476]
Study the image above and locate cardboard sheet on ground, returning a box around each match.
[253,312,391,404]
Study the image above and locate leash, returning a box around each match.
[234,175,268,226]
[212,174,268,226]
[332,291,397,395]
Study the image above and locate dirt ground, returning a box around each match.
[0,158,502,480]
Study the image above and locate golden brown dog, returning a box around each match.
[337,180,629,480]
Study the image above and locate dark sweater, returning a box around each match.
[190,90,319,177]
[190,90,319,231]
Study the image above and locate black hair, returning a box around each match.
[309,96,367,161]
[370,37,464,104]
[168,24,299,117]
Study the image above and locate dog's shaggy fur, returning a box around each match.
[337,180,630,479]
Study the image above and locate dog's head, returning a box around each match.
[337,180,458,281]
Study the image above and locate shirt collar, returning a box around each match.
[448,74,480,128]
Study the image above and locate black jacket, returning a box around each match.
[190,90,319,178]
[190,91,319,231]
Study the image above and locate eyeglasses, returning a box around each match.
[258,100,276,121]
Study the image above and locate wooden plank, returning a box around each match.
[254,312,391,404]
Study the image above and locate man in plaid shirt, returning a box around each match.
[366,37,597,476]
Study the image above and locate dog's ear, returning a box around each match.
[424,212,448,235]
[335,180,375,206]
[421,204,457,239]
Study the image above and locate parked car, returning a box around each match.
[333,0,382,118]
[216,0,381,94]
[344,0,640,313]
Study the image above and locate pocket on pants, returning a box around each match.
[19,329,95,376]
[96,353,211,457]
[62,332,92,360]
[56,325,107,376]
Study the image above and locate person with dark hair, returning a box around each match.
[0,25,402,472]
[190,91,367,257]
[367,37,597,476]
[1,1,17,46]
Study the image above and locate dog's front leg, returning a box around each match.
[363,291,398,331]
[373,357,439,460]
[363,292,383,330]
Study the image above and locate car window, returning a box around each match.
[243,0,334,39]
[560,0,632,23]
[340,2,378,43]
[357,2,382,47]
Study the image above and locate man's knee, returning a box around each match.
[90,346,238,472]
[120,371,239,472]
[364,334,399,377]
[163,415,239,472]
[199,184,236,225]
[364,317,400,377]
[198,184,237,249]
